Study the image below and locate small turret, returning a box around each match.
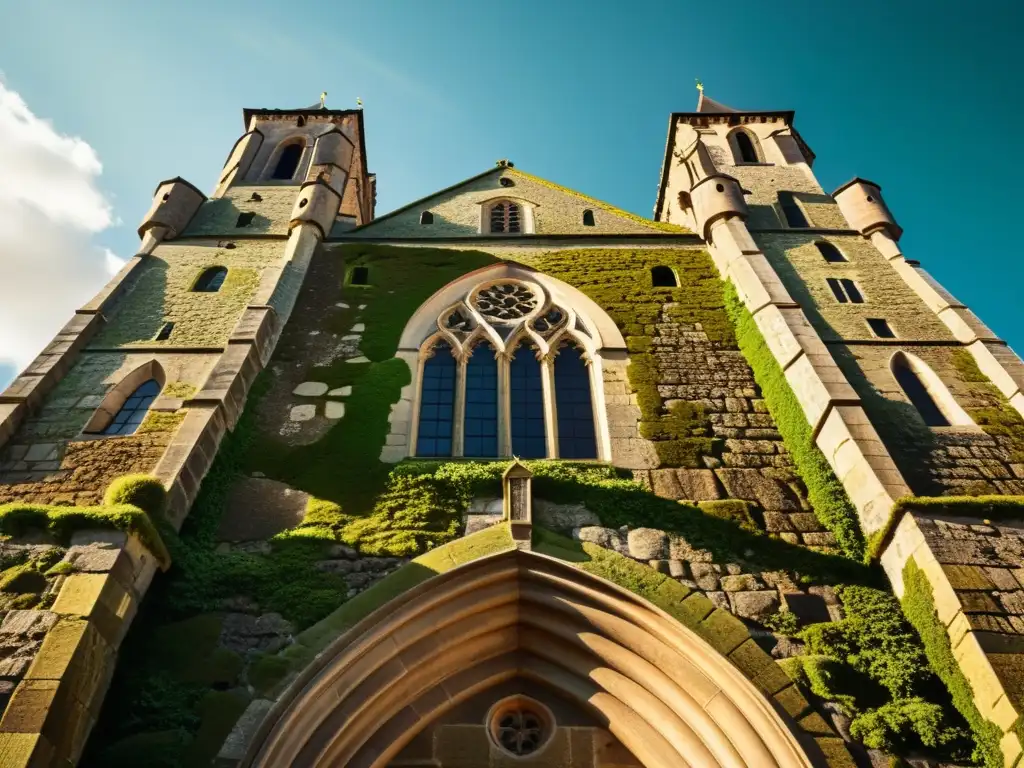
[308,125,355,197]
[832,178,902,240]
[214,129,265,196]
[289,178,342,237]
[673,124,748,241]
[137,177,206,252]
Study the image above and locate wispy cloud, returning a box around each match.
[0,80,121,383]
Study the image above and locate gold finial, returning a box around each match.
[356,97,363,108]
[320,91,327,108]
[695,79,704,93]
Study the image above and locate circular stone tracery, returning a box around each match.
[487,696,553,757]
[472,283,538,322]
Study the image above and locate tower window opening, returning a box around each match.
[499,177,515,188]
[101,379,161,436]
[867,318,895,338]
[420,211,434,225]
[734,131,759,163]
[582,209,595,226]
[891,354,951,427]
[489,202,522,234]
[236,212,256,227]
[815,241,846,263]
[155,322,174,341]
[778,192,809,228]
[826,277,864,304]
[296,116,306,127]
[651,266,678,288]
[272,142,303,180]
[193,266,228,293]
[349,266,370,285]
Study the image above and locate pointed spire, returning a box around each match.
[694,83,740,114]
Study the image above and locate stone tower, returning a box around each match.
[0,94,1022,768]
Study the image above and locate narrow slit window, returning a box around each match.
[272,143,303,180]
[651,266,678,288]
[489,202,521,234]
[155,322,174,341]
[420,211,434,225]
[555,344,597,459]
[734,131,759,163]
[102,379,161,436]
[236,212,256,227]
[892,354,950,427]
[463,345,499,457]
[415,344,455,456]
[510,345,546,458]
[778,192,809,228]
[867,318,895,338]
[815,241,846,262]
[826,277,865,304]
[582,209,595,226]
[349,266,369,285]
[193,267,228,293]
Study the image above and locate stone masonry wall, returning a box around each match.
[183,186,297,238]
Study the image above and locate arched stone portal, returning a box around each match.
[242,549,816,767]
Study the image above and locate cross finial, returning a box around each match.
[319,91,327,108]
[695,79,704,93]
[356,96,363,108]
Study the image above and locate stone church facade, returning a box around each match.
[0,92,1022,767]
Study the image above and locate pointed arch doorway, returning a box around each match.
[242,549,817,768]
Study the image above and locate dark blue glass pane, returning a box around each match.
[137,380,161,396]
[464,347,498,457]
[555,346,597,459]
[416,346,455,457]
[511,347,546,458]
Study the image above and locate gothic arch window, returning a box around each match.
[815,241,846,263]
[488,201,522,234]
[414,342,456,457]
[890,351,973,428]
[406,275,610,460]
[193,266,228,293]
[100,379,161,436]
[271,142,303,180]
[555,343,597,459]
[731,129,761,164]
[651,265,678,288]
[420,211,434,225]
[83,361,166,437]
[582,209,595,227]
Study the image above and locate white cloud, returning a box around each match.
[0,81,121,381]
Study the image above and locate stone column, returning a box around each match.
[539,352,558,458]
[452,354,468,458]
[497,351,512,457]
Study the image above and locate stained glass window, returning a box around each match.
[555,345,597,459]
[464,345,498,457]
[415,344,456,456]
[102,379,161,436]
[510,346,546,458]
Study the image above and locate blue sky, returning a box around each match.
[0,0,1020,387]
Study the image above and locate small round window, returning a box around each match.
[487,696,554,758]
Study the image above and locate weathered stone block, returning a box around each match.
[721,574,763,592]
[627,528,668,560]
[731,590,780,621]
[0,611,58,637]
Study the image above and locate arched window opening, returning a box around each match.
[272,142,303,180]
[826,277,864,304]
[102,379,161,436]
[464,345,499,457]
[193,267,228,293]
[815,241,846,263]
[555,345,597,459]
[489,202,521,234]
[420,211,434,225]
[510,345,546,458]
[651,266,678,288]
[734,131,759,164]
[778,192,809,228]
[582,209,595,227]
[415,343,456,457]
[891,354,951,427]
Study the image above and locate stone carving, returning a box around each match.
[472,282,538,322]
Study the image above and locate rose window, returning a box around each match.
[473,283,538,322]
[490,704,549,756]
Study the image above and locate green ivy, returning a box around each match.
[901,558,1004,768]
[723,283,865,560]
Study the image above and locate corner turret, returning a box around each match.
[832,178,902,240]
[137,177,206,253]
[672,124,748,241]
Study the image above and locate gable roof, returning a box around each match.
[344,165,691,236]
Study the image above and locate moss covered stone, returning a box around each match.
[103,474,167,518]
